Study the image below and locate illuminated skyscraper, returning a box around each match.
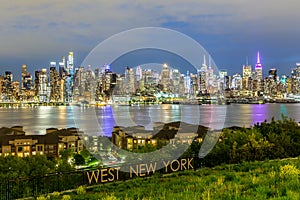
[219,70,227,91]
[49,63,61,102]
[64,52,74,102]
[21,65,33,91]
[219,70,227,80]
[254,51,263,93]
[232,74,242,90]
[2,71,13,99]
[198,55,207,94]
[268,68,277,80]
[243,65,252,79]
[296,63,300,77]
[22,65,28,89]
[136,66,142,81]
[125,67,135,94]
[160,64,171,92]
[172,69,180,95]
[67,52,74,76]
[38,69,49,102]
[242,65,252,90]
[255,51,263,81]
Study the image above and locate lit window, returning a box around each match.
[24,146,30,151]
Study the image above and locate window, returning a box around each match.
[37,146,43,151]
[24,146,30,151]
[17,146,23,152]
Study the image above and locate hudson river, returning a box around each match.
[0,103,299,136]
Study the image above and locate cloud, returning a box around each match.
[0,0,300,75]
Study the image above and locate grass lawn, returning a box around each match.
[38,158,300,200]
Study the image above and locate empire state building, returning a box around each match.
[255,51,263,80]
[255,51,263,92]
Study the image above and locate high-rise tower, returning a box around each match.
[67,52,74,76]
[255,51,263,80]
[242,65,252,90]
[254,51,263,93]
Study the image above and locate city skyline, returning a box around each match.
[1,1,300,77]
[1,49,300,80]
[0,50,299,105]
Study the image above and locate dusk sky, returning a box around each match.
[1,0,300,78]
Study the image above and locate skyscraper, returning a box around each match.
[21,65,33,91]
[254,51,263,93]
[242,65,252,91]
[268,68,277,80]
[255,51,263,81]
[296,63,300,77]
[67,52,74,76]
[49,63,61,102]
[198,55,207,94]
[243,65,252,79]
[160,64,171,92]
[2,71,13,101]
[38,69,49,102]
[64,52,74,102]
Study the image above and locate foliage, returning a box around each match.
[73,153,85,165]
[65,158,300,200]
[76,185,86,195]
[37,195,48,200]
[1,115,300,199]
[61,195,72,200]
[201,115,300,167]
[101,194,120,200]
[279,164,300,179]
[59,149,74,161]
[80,149,91,162]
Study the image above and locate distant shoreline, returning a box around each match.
[0,101,300,108]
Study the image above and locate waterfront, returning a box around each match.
[0,103,299,136]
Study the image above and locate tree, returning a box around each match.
[80,149,91,163]
[73,154,85,165]
[59,149,73,162]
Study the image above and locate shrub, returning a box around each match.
[37,195,47,200]
[102,194,119,200]
[51,191,60,199]
[76,185,86,195]
[62,195,72,200]
[279,164,300,179]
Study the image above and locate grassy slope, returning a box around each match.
[64,158,300,200]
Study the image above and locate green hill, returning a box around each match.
[38,158,300,200]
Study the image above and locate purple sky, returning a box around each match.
[1,1,300,78]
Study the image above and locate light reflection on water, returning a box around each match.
[0,104,299,137]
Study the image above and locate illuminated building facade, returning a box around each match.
[255,51,263,93]
[0,127,83,158]
[1,50,300,104]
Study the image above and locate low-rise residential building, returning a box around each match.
[0,126,83,158]
[112,126,157,150]
[112,121,206,150]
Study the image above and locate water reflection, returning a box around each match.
[0,104,299,137]
[251,104,267,125]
